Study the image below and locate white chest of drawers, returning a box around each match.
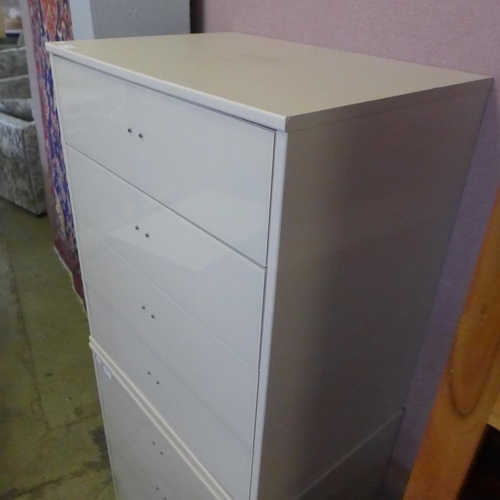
[48,33,491,500]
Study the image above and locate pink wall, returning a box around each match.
[193,2,500,497]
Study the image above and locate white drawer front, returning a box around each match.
[94,354,224,500]
[108,409,219,500]
[67,145,265,369]
[81,229,258,450]
[109,422,190,500]
[90,298,253,500]
[54,58,133,186]
[55,57,275,265]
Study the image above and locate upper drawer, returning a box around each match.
[53,56,275,266]
[67,145,265,369]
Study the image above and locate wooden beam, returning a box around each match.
[403,188,500,500]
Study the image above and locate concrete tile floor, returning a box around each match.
[0,198,114,500]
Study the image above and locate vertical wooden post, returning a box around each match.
[404,189,500,500]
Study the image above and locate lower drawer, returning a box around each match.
[93,350,229,500]
[88,290,254,499]
[107,413,179,500]
[80,224,258,452]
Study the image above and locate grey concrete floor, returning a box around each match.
[0,198,114,500]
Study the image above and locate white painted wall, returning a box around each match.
[69,0,190,40]
[68,0,94,40]
[90,0,189,38]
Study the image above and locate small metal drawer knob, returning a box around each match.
[138,132,144,138]
[145,233,150,238]
[127,128,132,133]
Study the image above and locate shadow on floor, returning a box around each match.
[0,198,114,500]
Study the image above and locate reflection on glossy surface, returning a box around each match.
[95,352,240,500]
[90,297,253,499]
[68,145,265,369]
[56,57,274,265]
[83,252,257,450]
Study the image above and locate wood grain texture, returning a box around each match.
[403,188,500,500]
[488,396,500,431]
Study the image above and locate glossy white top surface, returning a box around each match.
[47,33,491,131]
